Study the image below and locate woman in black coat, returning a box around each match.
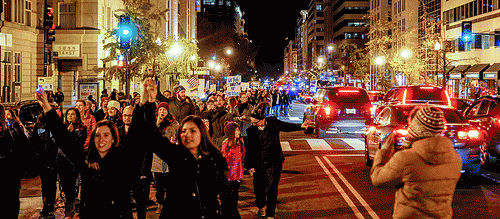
[37,92,138,219]
[0,103,31,218]
[133,78,230,219]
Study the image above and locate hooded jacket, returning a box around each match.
[371,136,462,219]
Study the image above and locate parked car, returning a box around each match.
[304,87,372,138]
[462,95,500,166]
[4,100,44,135]
[364,103,485,175]
[452,98,473,113]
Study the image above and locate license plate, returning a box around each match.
[346,108,356,114]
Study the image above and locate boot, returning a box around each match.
[156,204,163,214]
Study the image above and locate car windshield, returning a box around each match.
[326,89,370,104]
[368,93,383,102]
[395,107,464,124]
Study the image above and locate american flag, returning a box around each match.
[166,53,175,65]
[187,75,199,89]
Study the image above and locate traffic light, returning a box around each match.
[461,21,472,43]
[46,23,56,43]
[116,15,137,49]
[44,5,54,28]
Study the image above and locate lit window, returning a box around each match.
[317,5,322,10]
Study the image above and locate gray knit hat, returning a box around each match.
[173,85,185,94]
[401,106,446,149]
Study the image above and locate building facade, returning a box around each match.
[442,0,500,98]
[0,0,197,105]
[283,39,297,75]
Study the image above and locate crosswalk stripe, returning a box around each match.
[342,139,365,150]
[281,141,292,151]
[306,139,334,150]
[289,117,300,121]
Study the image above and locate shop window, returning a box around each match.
[474,34,482,49]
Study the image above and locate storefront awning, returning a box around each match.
[466,64,489,74]
[483,63,500,80]
[437,66,454,78]
[451,65,470,73]
[449,65,469,79]
[465,64,489,79]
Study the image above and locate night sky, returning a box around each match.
[236,1,311,77]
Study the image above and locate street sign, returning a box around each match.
[38,77,54,91]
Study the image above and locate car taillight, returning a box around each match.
[457,129,480,140]
[370,105,377,116]
[394,129,408,136]
[324,106,332,115]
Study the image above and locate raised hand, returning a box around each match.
[36,90,52,113]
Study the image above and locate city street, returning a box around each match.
[19,101,500,219]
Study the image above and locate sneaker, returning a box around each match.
[257,207,266,217]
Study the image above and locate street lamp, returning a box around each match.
[401,49,412,59]
[434,42,441,85]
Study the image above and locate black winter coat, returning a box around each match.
[246,117,303,169]
[40,110,139,219]
[132,103,230,219]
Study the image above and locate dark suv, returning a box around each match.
[462,96,500,166]
[304,87,372,138]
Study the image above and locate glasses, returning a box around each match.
[123,114,133,118]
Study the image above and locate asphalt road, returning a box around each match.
[19,100,500,219]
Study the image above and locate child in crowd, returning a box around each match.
[221,122,246,219]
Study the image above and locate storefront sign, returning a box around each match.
[465,73,479,78]
[53,44,81,58]
[449,74,462,79]
[483,73,497,79]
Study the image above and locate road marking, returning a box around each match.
[281,141,292,151]
[342,138,365,150]
[323,156,380,219]
[315,156,365,219]
[307,139,334,150]
[289,117,300,120]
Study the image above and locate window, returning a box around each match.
[203,0,215,5]
[482,35,490,49]
[3,52,12,87]
[226,1,231,6]
[14,53,21,82]
[25,0,32,26]
[316,28,324,32]
[60,3,76,28]
[14,0,24,23]
[317,5,322,11]
[402,0,405,11]
[219,0,223,5]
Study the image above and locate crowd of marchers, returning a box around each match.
[0,78,307,219]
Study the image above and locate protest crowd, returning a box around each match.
[1,77,306,219]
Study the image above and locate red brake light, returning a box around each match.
[458,129,480,139]
[445,90,452,107]
[402,89,407,105]
[419,86,435,90]
[339,89,359,93]
[324,106,331,115]
[394,129,408,136]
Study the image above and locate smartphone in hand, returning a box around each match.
[36,85,44,94]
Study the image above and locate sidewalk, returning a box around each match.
[19,174,259,219]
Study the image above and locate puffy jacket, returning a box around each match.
[370,136,462,219]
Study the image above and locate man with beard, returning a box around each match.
[166,85,196,122]
[198,94,235,149]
